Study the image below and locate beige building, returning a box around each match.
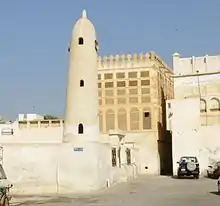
[172,52,220,126]
[167,52,220,176]
[98,51,173,133]
[97,51,174,175]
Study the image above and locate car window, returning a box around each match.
[180,157,197,163]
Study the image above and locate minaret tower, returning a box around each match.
[64,10,99,143]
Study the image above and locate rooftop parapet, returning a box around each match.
[98,51,172,73]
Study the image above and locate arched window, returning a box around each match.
[210,97,220,111]
[80,80,84,87]
[106,109,115,132]
[130,108,139,131]
[78,37,84,45]
[117,108,127,131]
[200,99,207,112]
[143,107,152,129]
[78,123,83,134]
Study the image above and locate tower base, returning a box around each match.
[58,141,111,194]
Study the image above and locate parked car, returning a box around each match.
[177,156,200,179]
[217,176,220,193]
[207,161,220,179]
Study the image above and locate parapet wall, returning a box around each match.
[98,51,171,72]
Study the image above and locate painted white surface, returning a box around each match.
[168,98,220,176]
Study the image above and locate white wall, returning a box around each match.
[168,98,220,176]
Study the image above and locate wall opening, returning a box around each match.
[80,80,84,87]
[143,109,151,129]
[78,37,84,45]
[112,148,117,167]
[126,148,131,165]
[95,40,98,52]
[78,123,83,134]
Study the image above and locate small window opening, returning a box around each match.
[168,103,171,108]
[126,148,131,165]
[144,112,150,118]
[95,40,98,52]
[112,148,117,167]
[78,123,83,134]
[78,37,84,45]
[80,80,84,87]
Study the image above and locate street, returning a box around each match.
[12,175,220,206]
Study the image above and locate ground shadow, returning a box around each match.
[12,195,100,206]
[171,175,197,179]
[210,191,220,196]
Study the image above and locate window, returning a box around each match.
[168,103,171,108]
[116,72,125,79]
[105,82,113,88]
[210,97,220,111]
[104,73,113,79]
[129,80,138,87]
[130,108,139,131]
[95,40,98,52]
[141,80,150,86]
[140,71,149,77]
[126,148,131,165]
[143,109,151,129]
[200,99,206,112]
[78,123,83,134]
[80,80,84,87]
[117,89,126,95]
[117,81,126,87]
[118,109,127,131]
[112,148,117,167]
[128,72,137,78]
[78,37,84,45]
[106,110,115,131]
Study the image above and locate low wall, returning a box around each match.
[2,143,140,195]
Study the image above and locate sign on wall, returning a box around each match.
[1,128,14,135]
[73,147,83,152]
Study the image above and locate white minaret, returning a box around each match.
[63,10,99,143]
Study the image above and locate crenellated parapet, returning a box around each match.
[98,51,171,72]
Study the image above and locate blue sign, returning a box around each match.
[73,147,83,152]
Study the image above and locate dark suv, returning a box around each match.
[177,156,200,179]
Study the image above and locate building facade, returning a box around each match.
[98,51,173,134]
[172,52,220,126]
[167,52,220,175]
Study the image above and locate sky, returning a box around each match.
[0,0,220,120]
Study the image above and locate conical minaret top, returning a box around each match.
[82,9,87,18]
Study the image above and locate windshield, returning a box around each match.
[180,156,197,163]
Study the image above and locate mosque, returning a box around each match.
[0,10,174,194]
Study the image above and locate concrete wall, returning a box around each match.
[0,124,161,194]
[167,98,220,176]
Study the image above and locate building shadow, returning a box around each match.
[157,87,173,176]
[210,191,220,196]
[171,175,196,179]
